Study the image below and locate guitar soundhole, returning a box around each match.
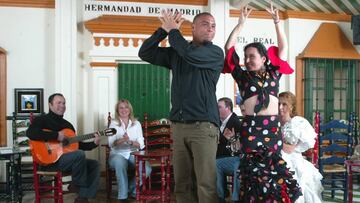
[62,138,70,146]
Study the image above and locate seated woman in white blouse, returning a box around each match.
[279,91,323,203]
[108,99,152,202]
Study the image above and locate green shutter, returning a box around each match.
[117,63,170,121]
[304,58,359,123]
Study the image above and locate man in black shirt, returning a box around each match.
[138,10,224,203]
[216,97,241,203]
[26,93,100,203]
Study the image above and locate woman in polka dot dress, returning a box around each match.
[222,3,302,203]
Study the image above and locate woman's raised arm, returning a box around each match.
[266,2,288,60]
[225,6,252,53]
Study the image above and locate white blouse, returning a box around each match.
[108,118,145,159]
[281,116,317,153]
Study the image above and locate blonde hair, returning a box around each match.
[279,91,297,118]
[115,99,136,125]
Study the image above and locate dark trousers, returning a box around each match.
[44,150,100,198]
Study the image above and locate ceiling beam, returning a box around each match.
[310,0,331,13]
[342,0,359,15]
[325,0,344,14]
[296,0,316,12]
[279,0,299,11]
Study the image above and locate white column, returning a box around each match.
[207,0,226,47]
[207,0,230,101]
[55,0,78,127]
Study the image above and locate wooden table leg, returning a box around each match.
[166,155,171,203]
[135,156,140,201]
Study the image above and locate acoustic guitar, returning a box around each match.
[30,128,116,165]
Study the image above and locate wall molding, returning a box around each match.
[85,15,192,36]
[0,0,55,8]
[90,62,118,68]
[230,9,351,22]
[96,0,208,6]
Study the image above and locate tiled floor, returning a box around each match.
[322,183,360,203]
[21,190,176,203]
[16,185,360,203]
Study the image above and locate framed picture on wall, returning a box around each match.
[14,88,44,116]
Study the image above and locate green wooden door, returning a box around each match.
[118,63,170,121]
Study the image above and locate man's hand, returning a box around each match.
[57,131,65,141]
[159,9,185,33]
[223,128,235,140]
[94,132,100,145]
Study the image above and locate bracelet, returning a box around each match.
[274,19,280,24]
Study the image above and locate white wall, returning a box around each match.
[0,6,55,144]
[0,6,55,181]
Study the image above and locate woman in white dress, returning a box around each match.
[279,91,323,203]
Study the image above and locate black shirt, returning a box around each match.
[138,28,224,127]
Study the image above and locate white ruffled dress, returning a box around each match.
[281,116,323,203]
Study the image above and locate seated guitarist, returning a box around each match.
[26,93,100,203]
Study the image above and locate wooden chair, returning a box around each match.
[32,161,71,203]
[142,114,172,151]
[102,142,116,199]
[301,112,321,166]
[318,112,355,203]
[130,113,173,202]
[142,113,173,190]
[103,112,125,199]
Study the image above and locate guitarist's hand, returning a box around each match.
[57,131,65,141]
[94,132,100,145]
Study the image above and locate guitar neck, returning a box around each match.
[68,131,105,144]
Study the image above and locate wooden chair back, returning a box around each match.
[318,112,355,202]
[142,113,172,151]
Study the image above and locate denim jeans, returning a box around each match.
[216,156,240,201]
[109,154,152,199]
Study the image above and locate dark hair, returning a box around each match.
[218,97,233,112]
[279,91,297,117]
[193,12,213,23]
[244,42,269,65]
[48,93,64,104]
